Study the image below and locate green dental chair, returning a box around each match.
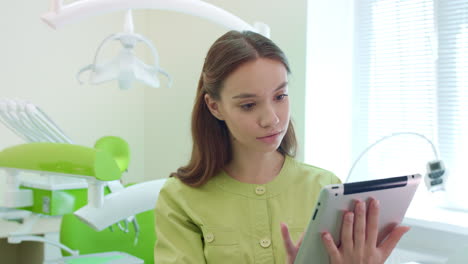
[0,136,165,264]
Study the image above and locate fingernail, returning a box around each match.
[356,201,364,213]
[373,199,380,208]
[347,212,354,222]
[324,233,332,241]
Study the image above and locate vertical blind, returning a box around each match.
[436,0,468,208]
[353,0,468,208]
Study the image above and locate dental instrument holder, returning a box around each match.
[73,178,166,231]
[0,98,73,144]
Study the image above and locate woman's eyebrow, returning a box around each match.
[231,82,288,99]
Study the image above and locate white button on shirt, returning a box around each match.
[255,186,266,195]
[260,238,271,248]
[205,233,214,243]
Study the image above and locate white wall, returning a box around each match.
[305,0,354,180]
[0,1,147,183]
[144,0,309,180]
[1,1,309,183]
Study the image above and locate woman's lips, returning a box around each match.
[257,131,282,144]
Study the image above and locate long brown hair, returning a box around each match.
[172,30,297,187]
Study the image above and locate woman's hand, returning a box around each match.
[322,199,410,264]
[280,222,304,264]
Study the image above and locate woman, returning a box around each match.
[154,30,409,264]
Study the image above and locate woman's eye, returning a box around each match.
[276,94,288,101]
[241,103,255,110]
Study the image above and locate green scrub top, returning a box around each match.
[154,155,341,263]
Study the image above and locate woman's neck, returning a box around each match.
[224,150,285,184]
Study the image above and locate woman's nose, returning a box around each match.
[259,106,280,128]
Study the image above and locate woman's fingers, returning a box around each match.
[321,232,340,262]
[281,223,305,264]
[366,199,380,248]
[340,211,354,253]
[354,200,366,251]
[379,225,410,258]
[280,222,296,255]
[323,198,406,263]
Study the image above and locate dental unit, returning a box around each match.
[0,141,153,263]
[0,99,143,240]
[0,0,272,263]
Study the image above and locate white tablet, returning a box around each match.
[294,174,421,264]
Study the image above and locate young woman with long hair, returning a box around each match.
[154,30,409,264]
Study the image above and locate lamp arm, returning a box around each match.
[346,132,439,183]
[41,0,268,37]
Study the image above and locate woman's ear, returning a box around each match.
[204,94,224,120]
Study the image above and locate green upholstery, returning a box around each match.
[94,136,130,173]
[0,142,121,181]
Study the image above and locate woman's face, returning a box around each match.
[206,58,290,154]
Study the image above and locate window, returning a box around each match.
[352,0,468,210]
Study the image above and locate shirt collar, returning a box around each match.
[213,155,295,199]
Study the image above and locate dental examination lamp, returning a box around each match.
[76,10,173,90]
[43,0,270,90]
[346,132,446,192]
